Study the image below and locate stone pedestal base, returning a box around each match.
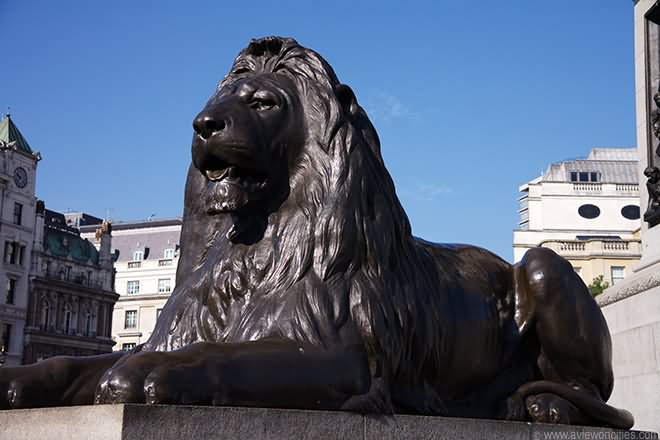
[598,261,660,433]
[0,405,656,440]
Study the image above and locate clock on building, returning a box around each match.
[13,167,28,188]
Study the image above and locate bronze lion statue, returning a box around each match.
[0,36,633,429]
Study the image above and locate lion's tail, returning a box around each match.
[515,380,634,430]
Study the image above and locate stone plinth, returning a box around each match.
[598,260,660,433]
[0,405,656,440]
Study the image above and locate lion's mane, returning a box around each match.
[144,37,479,410]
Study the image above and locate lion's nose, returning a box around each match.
[193,114,227,140]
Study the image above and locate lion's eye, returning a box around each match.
[250,99,276,111]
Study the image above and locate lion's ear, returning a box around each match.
[335,83,359,118]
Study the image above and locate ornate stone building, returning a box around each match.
[22,206,118,363]
[0,114,41,366]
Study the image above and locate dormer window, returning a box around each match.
[570,171,600,182]
[163,248,175,259]
[133,250,144,261]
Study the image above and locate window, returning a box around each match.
[127,280,140,295]
[3,242,24,266]
[578,204,601,219]
[124,310,137,329]
[63,305,72,334]
[611,267,625,285]
[621,205,641,220]
[133,250,144,261]
[158,278,171,293]
[84,313,92,336]
[1,324,11,352]
[13,203,22,225]
[163,248,175,259]
[4,242,17,264]
[570,171,599,182]
[6,278,16,305]
[122,343,137,351]
[40,300,51,329]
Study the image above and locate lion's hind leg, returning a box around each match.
[511,247,633,429]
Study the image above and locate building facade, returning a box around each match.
[22,206,118,364]
[81,218,181,351]
[597,0,660,432]
[513,148,642,287]
[0,115,41,366]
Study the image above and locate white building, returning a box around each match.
[81,218,181,351]
[513,148,642,287]
[0,114,41,366]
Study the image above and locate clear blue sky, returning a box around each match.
[1,1,636,261]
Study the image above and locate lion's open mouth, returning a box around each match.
[205,165,267,192]
[203,160,268,214]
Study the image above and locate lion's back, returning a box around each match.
[417,240,512,290]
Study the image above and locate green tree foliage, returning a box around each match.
[588,275,609,298]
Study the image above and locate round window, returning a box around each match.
[621,205,640,220]
[578,204,600,219]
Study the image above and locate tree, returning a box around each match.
[588,275,609,298]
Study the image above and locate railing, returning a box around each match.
[603,241,629,251]
[615,184,639,192]
[559,241,586,251]
[128,261,141,268]
[36,325,97,338]
[567,183,638,194]
[543,239,641,256]
[42,271,104,289]
[158,258,173,266]
[572,183,602,192]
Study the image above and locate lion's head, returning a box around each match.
[191,47,304,217]
[188,37,387,243]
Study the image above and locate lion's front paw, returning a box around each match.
[94,347,226,406]
[94,352,170,404]
[6,378,46,409]
[143,364,224,405]
[95,368,145,404]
